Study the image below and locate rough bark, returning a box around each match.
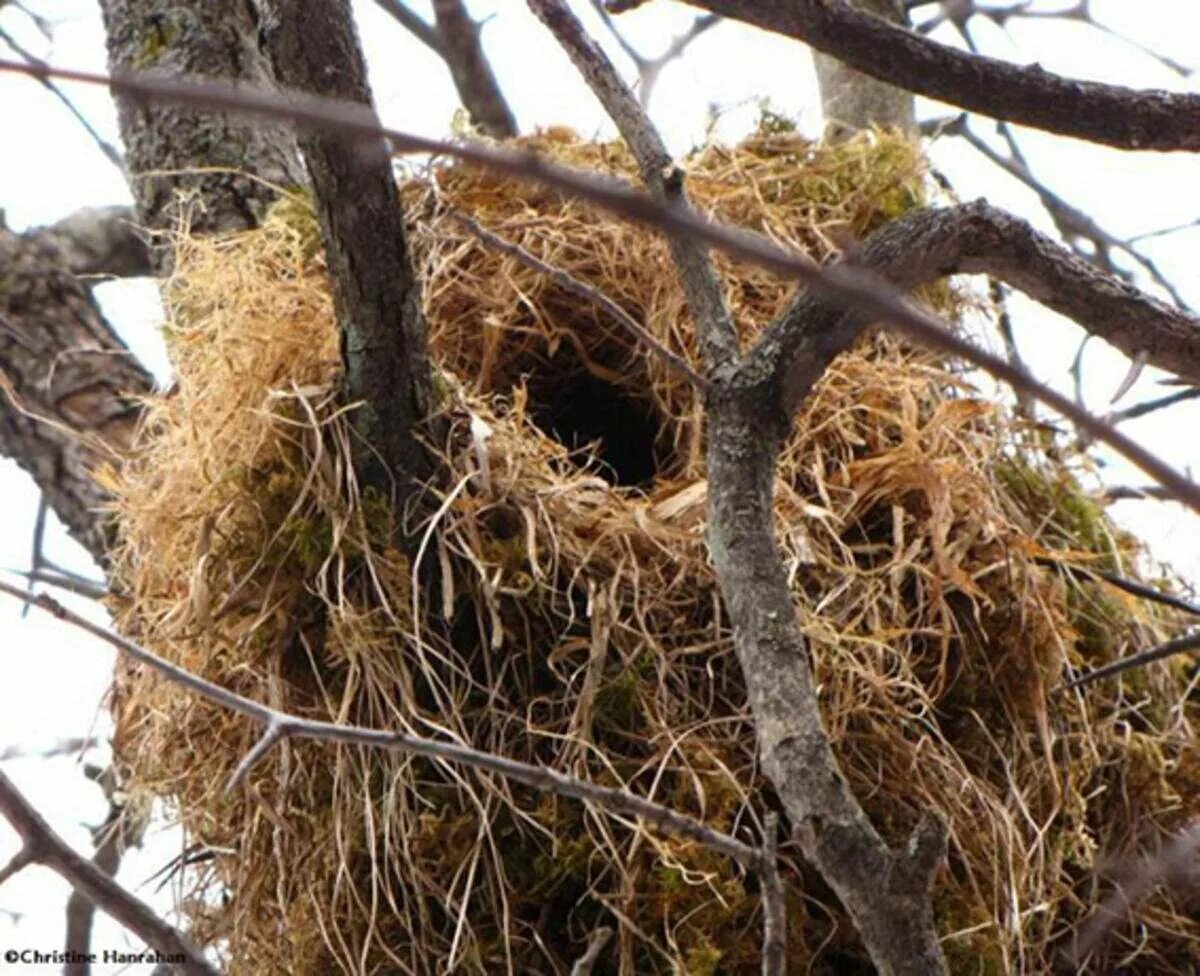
[744,200,1200,414]
[705,391,948,976]
[0,3,304,564]
[98,0,303,257]
[684,0,1200,151]
[0,222,153,566]
[258,0,434,507]
[811,0,915,136]
[38,206,151,279]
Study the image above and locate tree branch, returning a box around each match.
[0,220,153,566]
[810,0,916,136]
[0,25,125,173]
[431,0,517,138]
[704,370,950,974]
[759,812,786,976]
[940,115,1189,308]
[1063,629,1200,690]
[0,769,216,976]
[373,0,444,55]
[588,1,719,108]
[258,0,435,510]
[64,764,147,976]
[746,200,1200,418]
[527,0,739,368]
[681,0,1200,151]
[34,206,151,279]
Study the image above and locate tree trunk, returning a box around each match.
[812,0,915,136]
[99,0,303,255]
[258,0,435,510]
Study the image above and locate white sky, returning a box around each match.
[0,1,1197,970]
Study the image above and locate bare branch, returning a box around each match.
[929,0,1197,79]
[0,580,761,870]
[589,1,719,107]
[373,0,444,55]
[760,812,786,976]
[35,206,151,279]
[940,115,1189,307]
[748,201,1200,419]
[64,765,148,976]
[1037,558,1200,620]
[10,568,108,601]
[0,26,125,173]
[1063,629,1200,689]
[19,495,49,619]
[431,0,517,138]
[527,0,738,368]
[2,60,1197,511]
[449,209,708,390]
[705,363,952,972]
[0,737,101,762]
[682,0,1200,151]
[373,1,516,137]
[1107,387,1200,425]
[1103,484,1177,503]
[0,769,217,976]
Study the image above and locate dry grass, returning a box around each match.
[106,124,1198,975]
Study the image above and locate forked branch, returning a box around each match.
[0,770,216,976]
[679,0,1200,151]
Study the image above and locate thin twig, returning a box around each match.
[947,115,1188,308]
[64,764,148,975]
[431,0,517,138]
[0,27,125,173]
[10,567,108,601]
[20,495,48,618]
[1063,630,1200,689]
[527,0,738,367]
[373,0,444,55]
[760,812,786,976]
[1108,387,1200,425]
[0,770,216,975]
[1037,557,1200,619]
[1103,485,1176,503]
[0,737,102,762]
[450,209,708,390]
[0,59,1196,512]
[0,579,760,869]
[588,1,719,107]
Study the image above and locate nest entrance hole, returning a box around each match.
[524,354,661,488]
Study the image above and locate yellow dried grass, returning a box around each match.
[106,125,1198,975]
